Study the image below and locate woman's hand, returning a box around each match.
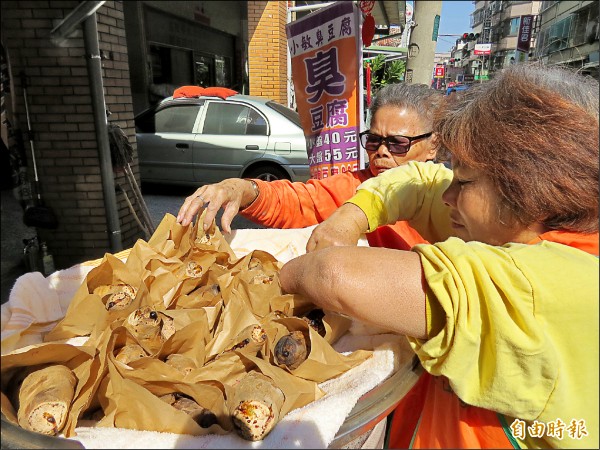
[176,178,258,233]
[306,203,370,252]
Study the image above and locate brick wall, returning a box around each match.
[247,1,288,104]
[1,1,143,269]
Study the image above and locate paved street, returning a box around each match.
[1,183,265,304]
[142,183,265,234]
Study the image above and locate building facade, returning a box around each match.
[123,1,293,116]
[450,1,599,82]
[1,1,406,271]
[1,0,141,268]
[533,1,599,78]
[469,1,542,80]
[123,1,247,116]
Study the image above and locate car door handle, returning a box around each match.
[245,145,259,150]
[175,143,189,149]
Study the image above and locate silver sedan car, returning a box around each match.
[135,94,311,186]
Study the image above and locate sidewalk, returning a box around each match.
[1,187,36,304]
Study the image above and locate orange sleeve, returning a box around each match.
[240,171,369,229]
[366,221,429,251]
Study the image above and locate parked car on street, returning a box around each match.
[135,94,311,186]
[446,84,469,96]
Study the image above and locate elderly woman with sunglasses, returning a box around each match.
[176,83,443,251]
[279,63,599,449]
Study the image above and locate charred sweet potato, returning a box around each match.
[301,309,326,336]
[274,330,309,370]
[159,393,218,428]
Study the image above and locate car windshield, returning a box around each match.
[266,101,301,128]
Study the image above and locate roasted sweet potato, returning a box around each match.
[159,393,218,428]
[211,324,267,362]
[229,372,284,441]
[17,365,77,436]
[274,330,309,370]
[94,283,137,311]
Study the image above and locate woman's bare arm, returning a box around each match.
[279,246,428,339]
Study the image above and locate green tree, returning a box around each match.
[365,55,406,94]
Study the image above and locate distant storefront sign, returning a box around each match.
[434,65,445,78]
[474,43,492,55]
[463,74,475,83]
[517,15,534,53]
[286,1,362,180]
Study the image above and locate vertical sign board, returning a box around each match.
[286,2,362,180]
[516,15,533,62]
[432,15,440,41]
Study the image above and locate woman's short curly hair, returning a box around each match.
[370,83,444,125]
[435,63,599,233]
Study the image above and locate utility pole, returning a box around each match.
[405,0,443,85]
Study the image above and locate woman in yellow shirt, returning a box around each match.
[279,63,599,449]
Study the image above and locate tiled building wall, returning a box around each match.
[1,1,143,269]
[247,0,288,104]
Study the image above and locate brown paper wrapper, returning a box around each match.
[1,213,372,441]
[146,213,195,260]
[95,358,230,435]
[44,254,147,342]
[204,294,263,359]
[237,353,325,418]
[268,318,372,383]
[0,341,96,436]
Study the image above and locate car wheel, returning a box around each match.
[244,165,289,182]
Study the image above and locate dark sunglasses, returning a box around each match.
[359,131,433,155]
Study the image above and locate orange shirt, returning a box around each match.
[242,170,428,251]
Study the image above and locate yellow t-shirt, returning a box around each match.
[349,161,454,244]
[348,161,599,448]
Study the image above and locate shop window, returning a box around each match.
[536,28,549,56]
[572,6,599,46]
[170,48,193,86]
[215,56,232,87]
[194,55,231,88]
[547,16,573,53]
[540,1,559,13]
[149,44,193,86]
[195,55,214,87]
[148,44,194,103]
[505,50,516,67]
[150,45,170,84]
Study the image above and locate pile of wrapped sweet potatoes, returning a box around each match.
[0,214,371,442]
